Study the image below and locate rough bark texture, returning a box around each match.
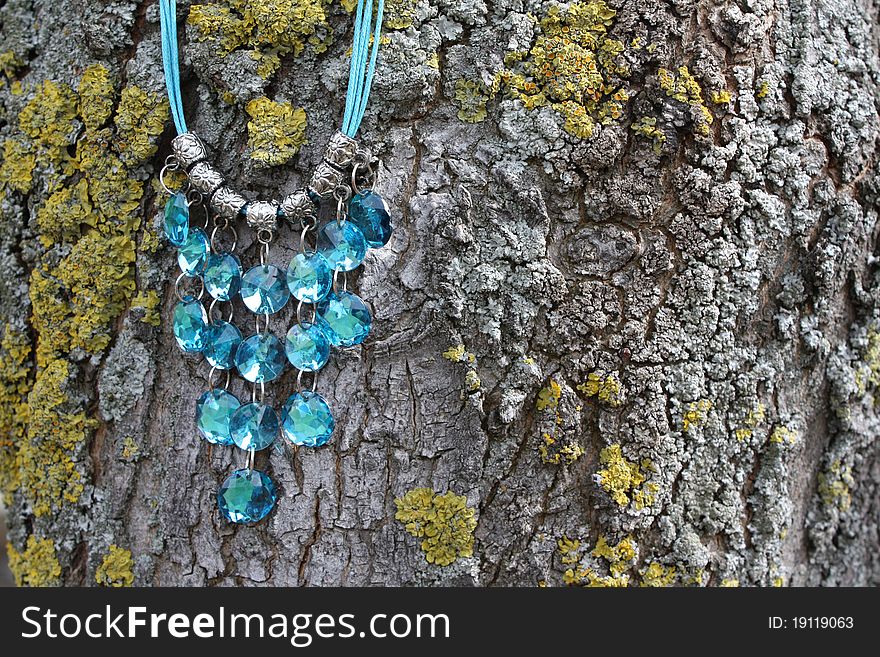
[1,0,879,587]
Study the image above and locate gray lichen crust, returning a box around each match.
[0,0,877,587]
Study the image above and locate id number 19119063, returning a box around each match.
[769,617,854,629]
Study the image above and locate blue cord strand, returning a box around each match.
[352,0,384,134]
[159,0,187,134]
[341,0,368,134]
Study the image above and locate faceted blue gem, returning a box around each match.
[348,191,392,248]
[173,297,210,352]
[234,333,286,382]
[217,468,277,524]
[178,227,210,276]
[286,252,332,303]
[241,264,290,314]
[164,193,190,247]
[317,221,368,272]
[230,402,279,451]
[281,391,334,447]
[196,389,240,445]
[204,253,242,301]
[203,320,242,370]
[285,322,331,371]
[316,290,372,347]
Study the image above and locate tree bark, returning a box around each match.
[1,0,878,587]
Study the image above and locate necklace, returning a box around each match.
[157,0,392,524]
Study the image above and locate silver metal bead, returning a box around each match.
[281,190,316,221]
[210,186,247,220]
[246,201,278,232]
[171,133,208,169]
[188,161,224,196]
[323,130,358,169]
[308,161,345,198]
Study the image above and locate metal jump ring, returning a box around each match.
[175,272,204,302]
[299,224,311,254]
[210,222,239,253]
[254,312,270,335]
[244,447,255,472]
[296,369,319,393]
[207,366,230,392]
[250,380,265,404]
[332,269,348,294]
[351,161,374,196]
[186,188,203,207]
[159,159,180,196]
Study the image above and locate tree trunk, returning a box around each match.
[1,0,878,587]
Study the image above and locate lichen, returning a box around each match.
[818,460,854,511]
[95,545,134,587]
[7,535,62,587]
[630,115,666,154]
[536,379,562,411]
[383,0,418,30]
[640,562,677,587]
[442,344,481,394]
[709,90,731,105]
[595,443,657,508]
[187,0,332,78]
[658,66,713,137]
[576,371,622,407]
[682,398,712,432]
[539,432,584,464]
[769,425,798,445]
[245,96,308,166]
[562,535,636,586]
[454,79,490,123]
[0,327,32,498]
[394,488,477,567]
[469,1,629,139]
[131,290,162,327]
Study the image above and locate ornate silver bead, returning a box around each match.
[281,190,316,221]
[171,133,208,169]
[323,130,358,169]
[188,161,224,196]
[246,201,278,232]
[308,161,345,198]
[210,186,248,220]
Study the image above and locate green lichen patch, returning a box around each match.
[187,0,332,79]
[394,488,477,567]
[818,460,854,512]
[245,97,308,166]
[595,444,657,508]
[7,535,62,587]
[95,545,135,587]
[454,79,490,123]
[0,327,32,498]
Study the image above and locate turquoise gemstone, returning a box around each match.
[317,221,367,272]
[203,320,242,370]
[281,391,334,447]
[348,191,392,247]
[241,264,290,314]
[286,252,332,303]
[217,468,277,524]
[173,297,209,352]
[316,290,372,347]
[196,389,240,445]
[164,193,190,247]
[234,333,286,382]
[178,227,210,276]
[204,253,242,301]
[230,402,279,451]
[285,322,330,371]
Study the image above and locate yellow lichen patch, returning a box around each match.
[563,535,636,586]
[719,578,739,587]
[0,327,31,497]
[755,80,771,99]
[7,535,62,587]
[395,488,477,566]
[131,290,162,327]
[2,70,167,513]
[466,1,629,139]
[536,379,562,411]
[78,64,115,132]
[121,436,140,460]
[769,425,797,445]
[0,50,22,87]
[658,66,713,137]
[187,0,331,78]
[710,90,731,105]
[682,398,712,432]
[630,115,666,154]
[95,545,135,587]
[772,576,784,587]
[735,402,765,441]
[442,344,480,394]
[595,444,656,508]
[454,79,490,123]
[384,0,418,29]
[576,371,622,407]
[818,460,854,512]
[540,432,584,465]
[640,562,676,587]
[558,536,582,565]
[245,97,307,166]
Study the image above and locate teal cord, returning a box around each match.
[159,0,187,134]
[159,0,383,138]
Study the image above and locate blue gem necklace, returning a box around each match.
[158,0,392,524]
